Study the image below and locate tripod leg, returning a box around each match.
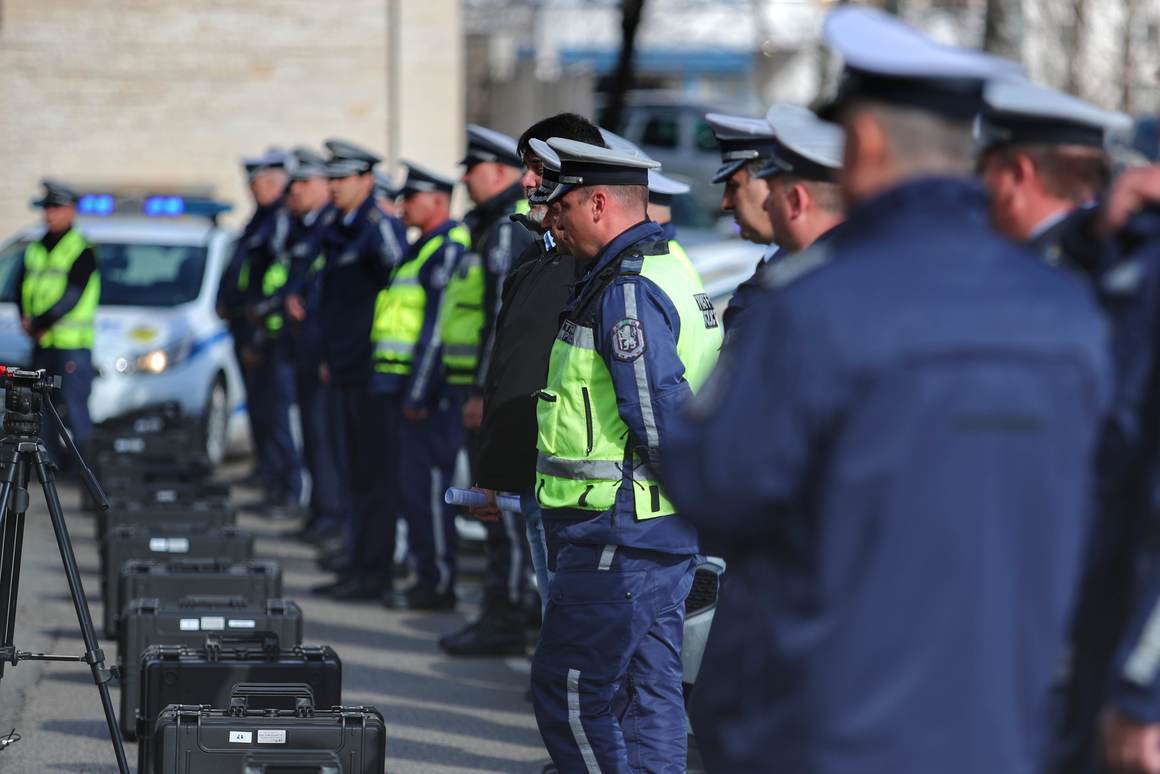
[0,441,27,681]
[31,445,130,774]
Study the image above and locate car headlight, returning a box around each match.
[126,338,193,375]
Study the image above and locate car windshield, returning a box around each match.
[0,240,207,307]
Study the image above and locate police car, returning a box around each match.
[0,192,247,465]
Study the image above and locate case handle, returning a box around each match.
[242,751,340,774]
[204,630,280,659]
[177,595,249,609]
[227,683,315,717]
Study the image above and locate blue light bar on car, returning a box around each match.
[143,195,185,217]
[77,194,115,216]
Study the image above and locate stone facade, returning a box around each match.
[0,0,463,236]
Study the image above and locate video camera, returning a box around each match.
[0,366,60,437]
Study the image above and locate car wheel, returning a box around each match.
[201,375,229,467]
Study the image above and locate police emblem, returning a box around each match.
[611,318,645,361]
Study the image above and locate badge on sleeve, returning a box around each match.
[611,318,645,361]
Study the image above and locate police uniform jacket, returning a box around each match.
[545,219,701,555]
[665,178,1112,774]
[14,229,98,341]
[317,195,402,388]
[462,182,535,392]
[216,199,281,328]
[722,244,780,333]
[371,218,463,410]
[265,203,339,366]
[474,217,574,493]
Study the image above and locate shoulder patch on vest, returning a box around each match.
[611,318,645,361]
[761,243,832,290]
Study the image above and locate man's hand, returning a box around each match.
[318,362,330,384]
[468,486,501,522]
[1102,165,1160,232]
[1103,708,1160,773]
[20,317,32,336]
[403,406,429,422]
[463,395,484,430]
[286,294,306,322]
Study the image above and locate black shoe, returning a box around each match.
[383,585,456,611]
[438,612,526,656]
[264,499,303,521]
[290,521,342,545]
[328,578,389,601]
[310,575,354,596]
[317,551,352,575]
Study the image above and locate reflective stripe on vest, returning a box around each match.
[371,225,470,376]
[535,245,722,519]
[22,229,100,350]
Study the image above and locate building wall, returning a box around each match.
[0,0,463,236]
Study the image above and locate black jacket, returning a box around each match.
[474,218,575,492]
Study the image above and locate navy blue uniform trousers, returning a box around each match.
[296,365,350,529]
[248,351,302,502]
[338,385,398,586]
[33,347,93,466]
[532,525,695,773]
[396,395,463,595]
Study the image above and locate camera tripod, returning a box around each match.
[0,366,129,773]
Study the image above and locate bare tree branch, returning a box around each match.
[982,0,1023,61]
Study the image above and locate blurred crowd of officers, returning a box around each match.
[209,5,1160,772]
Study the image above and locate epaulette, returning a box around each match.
[366,207,383,224]
[761,242,832,290]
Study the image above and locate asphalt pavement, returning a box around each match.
[0,473,551,773]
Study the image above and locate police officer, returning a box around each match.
[705,113,780,332]
[530,138,721,771]
[975,86,1157,773]
[978,79,1130,265]
[217,150,288,488]
[663,8,1111,773]
[310,139,405,600]
[376,162,469,611]
[276,148,347,541]
[466,113,608,625]
[754,103,847,253]
[17,180,100,463]
[438,126,536,652]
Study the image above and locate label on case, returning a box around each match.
[201,616,225,630]
[229,731,252,743]
[148,537,190,553]
[228,619,256,628]
[179,618,200,631]
[156,489,178,503]
[257,729,286,744]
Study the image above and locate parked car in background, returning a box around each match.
[0,192,248,465]
[600,91,746,216]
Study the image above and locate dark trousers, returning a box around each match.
[235,343,266,479]
[464,429,530,608]
[531,530,695,773]
[339,385,398,586]
[32,347,93,466]
[296,365,350,527]
[397,395,464,594]
[248,352,302,502]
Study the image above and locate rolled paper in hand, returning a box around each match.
[444,487,522,513]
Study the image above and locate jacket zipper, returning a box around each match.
[581,387,594,455]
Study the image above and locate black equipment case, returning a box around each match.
[148,699,386,774]
[135,645,342,768]
[118,598,303,739]
[100,526,254,635]
[111,559,281,639]
[101,478,232,505]
[98,500,236,541]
